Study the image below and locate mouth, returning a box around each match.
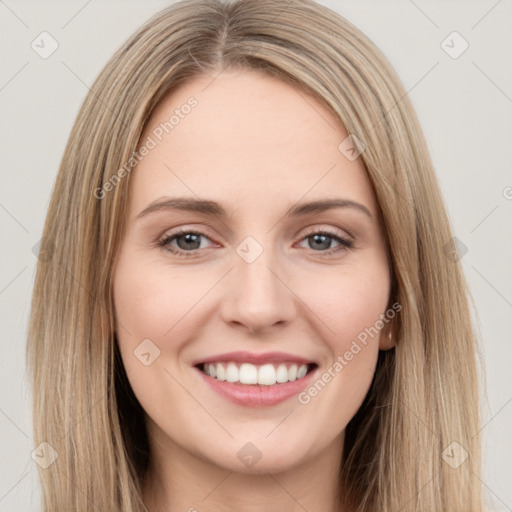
[192,352,319,407]
[195,361,318,386]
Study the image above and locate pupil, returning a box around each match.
[311,234,330,250]
[178,233,200,250]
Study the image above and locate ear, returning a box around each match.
[378,321,396,351]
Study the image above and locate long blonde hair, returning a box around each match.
[26,0,483,510]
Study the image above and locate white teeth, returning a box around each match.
[288,364,298,381]
[297,365,308,379]
[258,364,277,385]
[201,362,311,385]
[239,363,258,384]
[276,364,290,383]
[216,363,226,381]
[226,362,238,383]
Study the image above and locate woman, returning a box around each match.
[26,0,483,510]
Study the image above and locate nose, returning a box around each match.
[219,249,297,334]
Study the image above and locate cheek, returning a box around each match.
[112,257,210,420]
[113,257,208,348]
[112,254,225,417]
[293,263,389,423]
[309,264,390,348]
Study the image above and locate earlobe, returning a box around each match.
[378,327,396,351]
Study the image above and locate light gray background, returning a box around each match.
[1,1,511,510]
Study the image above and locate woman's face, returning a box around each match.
[113,69,392,475]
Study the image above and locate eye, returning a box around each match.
[296,227,353,255]
[157,227,353,258]
[158,229,214,257]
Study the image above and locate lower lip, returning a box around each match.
[195,366,317,407]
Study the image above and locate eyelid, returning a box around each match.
[156,227,219,250]
[157,224,217,242]
[157,223,354,258]
[299,224,353,241]
[156,224,351,245]
[294,226,354,254]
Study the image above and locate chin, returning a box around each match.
[201,438,317,475]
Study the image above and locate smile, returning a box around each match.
[199,361,314,385]
[193,351,319,407]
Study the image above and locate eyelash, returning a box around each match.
[157,227,354,258]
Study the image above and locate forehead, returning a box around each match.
[129,69,377,219]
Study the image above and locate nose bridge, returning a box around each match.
[220,235,296,332]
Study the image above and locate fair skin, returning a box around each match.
[113,68,394,512]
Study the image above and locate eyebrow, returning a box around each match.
[137,196,373,220]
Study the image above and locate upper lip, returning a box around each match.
[193,351,316,366]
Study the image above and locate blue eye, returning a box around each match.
[298,228,353,255]
[158,229,211,256]
[158,228,353,257]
